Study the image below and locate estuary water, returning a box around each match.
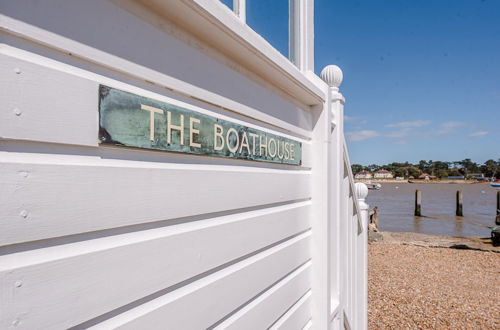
[366,182,498,237]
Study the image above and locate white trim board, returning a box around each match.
[134,0,324,105]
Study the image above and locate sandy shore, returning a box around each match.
[370,231,500,252]
[369,233,500,329]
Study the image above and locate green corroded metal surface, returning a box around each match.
[99,85,302,165]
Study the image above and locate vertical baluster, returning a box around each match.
[355,182,369,330]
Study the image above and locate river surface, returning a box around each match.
[366,182,498,237]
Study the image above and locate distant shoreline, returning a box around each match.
[355,178,491,184]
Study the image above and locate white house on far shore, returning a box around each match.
[374,169,394,179]
[355,170,373,179]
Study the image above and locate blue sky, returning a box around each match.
[314,0,500,165]
[220,0,500,166]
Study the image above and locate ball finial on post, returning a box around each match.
[320,65,343,90]
[355,182,370,232]
[355,182,369,201]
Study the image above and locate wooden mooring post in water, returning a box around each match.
[456,190,463,216]
[414,190,422,216]
[497,191,500,216]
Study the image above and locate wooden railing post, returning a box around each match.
[320,64,345,329]
[319,64,367,330]
[355,182,369,330]
[308,64,342,330]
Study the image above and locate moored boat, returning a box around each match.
[365,182,382,190]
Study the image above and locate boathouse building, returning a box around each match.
[0,1,368,329]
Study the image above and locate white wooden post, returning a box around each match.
[320,65,345,328]
[233,0,246,22]
[290,0,314,71]
[355,182,369,330]
[310,96,332,330]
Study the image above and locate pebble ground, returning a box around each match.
[369,244,500,329]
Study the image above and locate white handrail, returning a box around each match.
[343,138,364,235]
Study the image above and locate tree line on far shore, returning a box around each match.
[351,158,500,179]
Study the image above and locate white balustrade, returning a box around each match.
[321,64,369,330]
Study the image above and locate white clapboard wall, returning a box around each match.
[0,1,368,329]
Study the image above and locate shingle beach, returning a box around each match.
[369,241,500,329]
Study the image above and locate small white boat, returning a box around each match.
[365,182,382,190]
[491,183,500,188]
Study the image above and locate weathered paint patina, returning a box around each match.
[99,85,302,165]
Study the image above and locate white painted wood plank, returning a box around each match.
[301,141,312,169]
[0,49,98,146]
[0,206,311,329]
[0,47,312,146]
[215,261,311,330]
[143,0,325,102]
[0,25,313,139]
[330,315,342,330]
[88,233,311,330]
[0,0,324,108]
[270,290,312,330]
[0,154,311,246]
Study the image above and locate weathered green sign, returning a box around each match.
[99,85,302,165]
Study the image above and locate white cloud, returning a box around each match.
[385,120,431,128]
[434,121,465,135]
[469,130,489,137]
[347,130,380,142]
[348,121,468,143]
[441,121,465,128]
[344,115,367,124]
[384,128,412,138]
